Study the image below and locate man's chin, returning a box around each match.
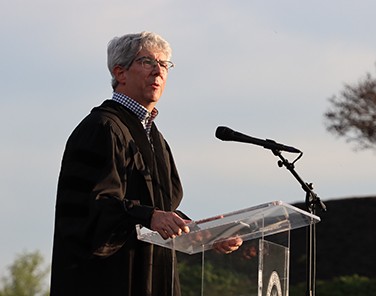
[147,93,162,104]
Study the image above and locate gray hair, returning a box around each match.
[107,31,172,89]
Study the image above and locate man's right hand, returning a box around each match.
[150,210,190,239]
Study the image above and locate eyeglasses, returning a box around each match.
[134,56,174,71]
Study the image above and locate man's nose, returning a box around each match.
[152,63,166,75]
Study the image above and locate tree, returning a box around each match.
[324,69,376,150]
[0,251,50,296]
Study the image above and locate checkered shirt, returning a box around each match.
[111,92,158,138]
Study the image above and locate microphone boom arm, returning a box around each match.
[271,148,326,296]
[272,149,326,212]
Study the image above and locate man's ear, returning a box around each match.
[112,65,127,85]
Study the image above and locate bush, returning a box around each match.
[290,274,376,296]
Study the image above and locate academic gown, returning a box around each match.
[50,100,184,296]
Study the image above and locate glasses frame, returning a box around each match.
[133,56,174,71]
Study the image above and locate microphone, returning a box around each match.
[215,126,301,154]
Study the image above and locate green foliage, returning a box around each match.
[0,250,50,296]
[179,256,376,296]
[178,261,202,295]
[178,261,256,296]
[290,274,376,296]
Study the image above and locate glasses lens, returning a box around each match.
[136,57,174,71]
[141,58,155,69]
[162,61,174,69]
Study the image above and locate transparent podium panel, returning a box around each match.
[137,201,320,254]
[136,201,320,296]
[177,239,260,296]
[176,236,289,296]
[259,239,289,296]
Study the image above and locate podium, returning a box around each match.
[137,200,320,296]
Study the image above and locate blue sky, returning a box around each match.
[1,0,376,276]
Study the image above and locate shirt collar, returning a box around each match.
[111,92,158,135]
[112,92,158,119]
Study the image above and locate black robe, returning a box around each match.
[50,100,184,296]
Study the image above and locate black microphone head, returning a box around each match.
[215,126,234,141]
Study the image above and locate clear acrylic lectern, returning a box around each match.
[137,200,320,296]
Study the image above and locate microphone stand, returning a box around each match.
[271,149,326,296]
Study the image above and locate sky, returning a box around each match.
[1,0,376,278]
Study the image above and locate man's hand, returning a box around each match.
[151,210,190,239]
[213,236,243,254]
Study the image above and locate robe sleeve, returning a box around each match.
[55,113,155,259]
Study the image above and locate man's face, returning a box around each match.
[122,48,169,111]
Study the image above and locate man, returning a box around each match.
[51,31,241,296]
